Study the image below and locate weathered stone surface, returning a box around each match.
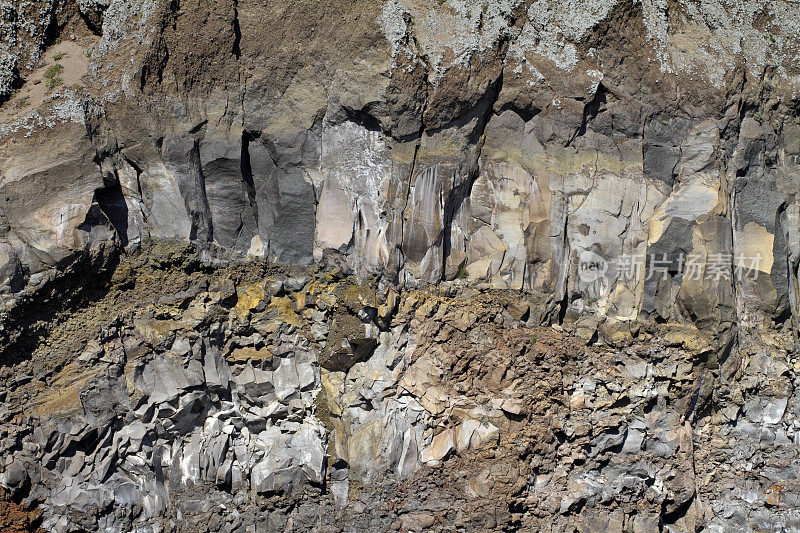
[0,263,798,531]
[1,0,800,531]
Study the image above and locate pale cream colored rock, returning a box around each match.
[315,177,354,252]
[399,355,449,415]
[320,370,345,417]
[455,419,480,452]
[471,423,499,449]
[316,121,391,274]
[570,389,586,410]
[247,235,266,258]
[347,417,383,472]
[455,420,500,452]
[463,162,550,289]
[648,177,721,245]
[0,122,108,264]
[420,428,454,464]
[490,397,525,416]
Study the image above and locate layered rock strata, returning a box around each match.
[0,0,799,531]
[0,0,797,346]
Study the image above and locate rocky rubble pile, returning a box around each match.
[0,266,330,531]
[0,246,796,531]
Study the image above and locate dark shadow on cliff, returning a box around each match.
[0,242,121,369]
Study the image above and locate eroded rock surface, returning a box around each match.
[0,246,795,531]
[0,0,800,531]
[0,0,797,345]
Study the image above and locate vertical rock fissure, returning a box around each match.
[241,130,258,243]
[232,0,242,59]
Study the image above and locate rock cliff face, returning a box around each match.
[1,0,800,531]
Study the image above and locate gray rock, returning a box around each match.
[203,341,233,391]
[273,358,301,402]
[200,138,258,252]
[330,460,349,510]
[1,459,29,492]
[249,138,317,264]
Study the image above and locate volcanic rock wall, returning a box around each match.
[0,0,797,344]
[0,0,799,531]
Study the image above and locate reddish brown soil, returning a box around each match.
[0,490,45,533]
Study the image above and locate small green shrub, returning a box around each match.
[45,64,64,77]
[53,53,64,61]
[44,63,64,90]
[14,96,30,109]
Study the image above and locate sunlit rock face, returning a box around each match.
[2,0,799,338]
[1,0,800,531]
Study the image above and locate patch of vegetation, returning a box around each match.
[45,63,64,78]
[531,333,538,343]
[85,49,92,58]
[753,111,763,123]
[14,96,30,109]
[53,53,64,61]
[457,266,468,279]
[437,0,446,5]
[44,63,64,91]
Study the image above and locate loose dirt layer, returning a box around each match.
[0,489,45,533]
